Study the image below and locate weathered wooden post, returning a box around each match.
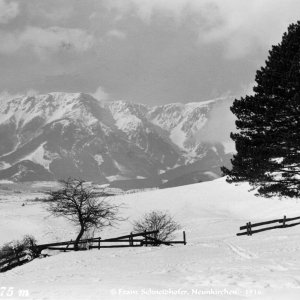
[129,232,133,246]
[246,222,252,236]
[98,237,101,250]
[282,215,286,227]
[13,248,20,265]
[144,230,148,247]
[183,231,186,245]
[64,239,72,252]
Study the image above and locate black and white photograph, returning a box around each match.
[1,0,300,299]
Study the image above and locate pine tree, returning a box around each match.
[222,21,300,198]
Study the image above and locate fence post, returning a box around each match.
[129,232,133,246]
[64,239,72,252]
[144,230,148,247]
[183,231,186,245]
[249,222,252,236]
[246,222,252,236]
[14,249,20,264]
[98,237,101,250]
[283,215,286,227]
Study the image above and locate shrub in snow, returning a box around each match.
[0,235,38,260]
[133,210,181,242]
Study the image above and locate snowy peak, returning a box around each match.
[108,100,149,133]
[147,101,213,151]
[108,97,231,157]
[147,100,213,131]
[0,92,113,129]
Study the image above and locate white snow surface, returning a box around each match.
[147,101,210,152]
[1,178,300,299]
[0,92,100,129]
[19,142,52,170]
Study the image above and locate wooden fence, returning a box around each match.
[237,215,300,236]
[37,230,187,252]
[0,230,186,272]
[0,251,30,273]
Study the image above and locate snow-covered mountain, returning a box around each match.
[0,92,234,188]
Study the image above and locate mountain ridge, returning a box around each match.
[0,92,234,189]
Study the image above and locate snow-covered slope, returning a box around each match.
[147,100,214,154]
[1,179,300,299]
[0,93,233,188]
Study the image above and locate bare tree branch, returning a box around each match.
[44,178,123,250]
[133,210,181,242]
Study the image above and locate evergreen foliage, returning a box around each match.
[222,22,300,198]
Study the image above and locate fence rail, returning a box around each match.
[0,252,29,273]
[237,215,300,236]
[36,230,187,252]
[0,230,186,272]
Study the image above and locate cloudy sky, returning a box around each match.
[0,0,299,105]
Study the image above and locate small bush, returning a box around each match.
[133,210,181,242]
[0,243,15,259]
[0,235,38,260]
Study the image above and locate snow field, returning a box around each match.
[1,178,300,299]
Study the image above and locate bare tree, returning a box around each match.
[133,210,181,241]
[45,178,122,250]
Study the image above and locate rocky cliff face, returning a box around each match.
[0,92,234,189]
